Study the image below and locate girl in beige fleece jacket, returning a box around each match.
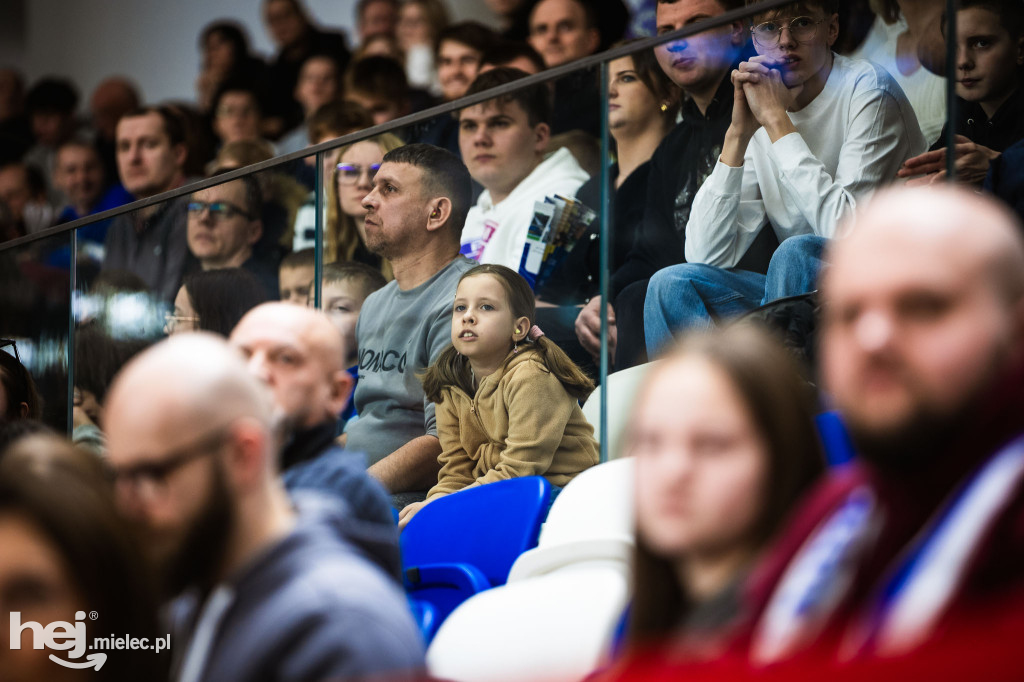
[398,265,599,528]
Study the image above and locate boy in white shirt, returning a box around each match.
[643,0,926,357]
[458,67,589,270]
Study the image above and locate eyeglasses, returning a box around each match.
[164,312,199,334]
[108,427,231,500]
[0,338,19,362]
[335,163,381,185]
[187,200,252,221]
[751,16,823,49]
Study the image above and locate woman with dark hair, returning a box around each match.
[0,434,165,681]
[540,44,680,305]
[196,20,267,113]
[622,323,824,661]
[0,340,41,422]
[166,268,268,337]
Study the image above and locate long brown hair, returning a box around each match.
[626,323,825,647]
[421,265,595,402]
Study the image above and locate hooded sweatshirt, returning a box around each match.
[170,493,424,682]
[427,347,599,500]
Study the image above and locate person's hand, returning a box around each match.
[736,56,802,132]
[398,500,428,530]
[575,297,617,362]
[898,135,1000,186]
[729,68,761,141]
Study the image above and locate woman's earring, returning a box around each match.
[513,338,519,354]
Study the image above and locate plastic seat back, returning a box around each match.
[582,362,660,458]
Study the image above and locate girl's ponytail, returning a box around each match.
[419,344,474,403]
[532,335,595,401]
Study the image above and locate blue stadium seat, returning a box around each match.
[401,476,552,641]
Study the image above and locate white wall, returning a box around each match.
[14,0,498,107]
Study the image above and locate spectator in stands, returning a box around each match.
[848,0,946,145]
[0,68,31,163]
[400,264,598,527]
[357,32,405,62]
[528,0,602,68]
[72,322,150,455]
[88,77,141,183]
[54,139,132,225]
[0,340,41,422]
[279,247,316,304]
[0,435,166,681]
[186,175,278,296]
[624,323,823,660]
[479,40,547,75]
[643,0,926,358]
[898,0,1024,186]
[574,0,749,369]
[314,262,388,426]
[357,0,401,44]
[0,162,54,238]
[278,53,343,154]
[165,101,218,179]
[343,143,476,501]
[413,22,499,155]
[486,0,533,42]
[263,0,351,140]
[459,67,589,269]
[167,268,269,339]
[210,81,266,147]
[541,45,680,305]
[23,77,80,202]
[397,0,450,93]
[102,106,190,302]
[345,56,416,125]
[230,302,395,529]
[196,21,267,116]
[104,334,423,681]
[746,185,1024,662]
[325,133,404,274]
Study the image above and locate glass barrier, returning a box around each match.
[0,0,994,467]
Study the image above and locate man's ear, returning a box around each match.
[327,369,355,417]
[826,13,840,48]
[585,27,600,55]
[173,143,188,171]
[247,219,263,246]
[533,122,551,154]
[224,418,270,489]
[426,197,453,233]
[730,19,748,46]
[17,401,29,419]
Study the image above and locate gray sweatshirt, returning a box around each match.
[346,256,475,466]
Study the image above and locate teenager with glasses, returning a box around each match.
[186,175,279,298]
[644,0,927,358]
[325,133,404,279]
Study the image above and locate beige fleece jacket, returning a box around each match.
[426,348,599,501]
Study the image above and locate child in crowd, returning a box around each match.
[398,264,599,527]
[899,0,1024,185]
[313,261,388,425]
[278,247,316,304]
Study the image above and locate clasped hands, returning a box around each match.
[729,56,803,142]
[898,135,1000,186]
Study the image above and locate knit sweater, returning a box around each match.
[426,348,599,500]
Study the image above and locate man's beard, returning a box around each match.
[160,463,234,599]
[845,359,1004,478]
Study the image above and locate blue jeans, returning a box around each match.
[644,235,827,357]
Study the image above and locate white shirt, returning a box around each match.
[851,15,947,146]
[686,54,927,268]
[461,147,589,270]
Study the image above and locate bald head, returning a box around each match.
[229,302,352,430]
[821,186,1024,471]
[90,77,141,141]
[106,333,275,441]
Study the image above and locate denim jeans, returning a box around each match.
[644,235,827,357]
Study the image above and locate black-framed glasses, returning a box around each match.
[751,16,824,49]
[108,427,231,499]
[187,200,252,221]
[0,338,19,362]
[335,163,381,185]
